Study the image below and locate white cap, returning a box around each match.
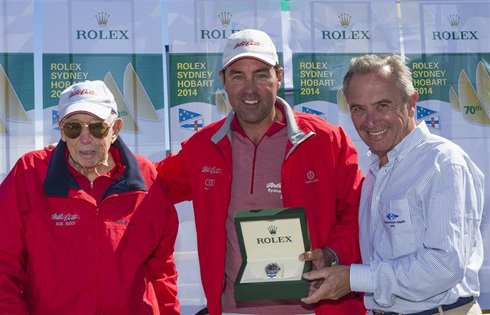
[222,29,279,70]
[58,80,117,122]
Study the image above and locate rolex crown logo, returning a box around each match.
[218,12,232,27]
[338,13,351,28]
[267,226,277,236]
[95,12,110,27]
[447,14,460,28]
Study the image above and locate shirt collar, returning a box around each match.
[44,137,146,197]
[230,102,286,138]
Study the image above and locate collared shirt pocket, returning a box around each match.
[379,199,417,258]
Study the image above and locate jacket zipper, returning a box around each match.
[249,134,266,195]
[95,206,100,314]
[250,145,258,194]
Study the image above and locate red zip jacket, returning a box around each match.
[0,138,180,314]
[157,98,365,314]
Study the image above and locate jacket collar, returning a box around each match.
[211,97,314,155]
[44,137,147,197]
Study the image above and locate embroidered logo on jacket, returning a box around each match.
[202,166,222,174]
[305,171,319,184]
[51,213,80,226]
[266,182,281,194]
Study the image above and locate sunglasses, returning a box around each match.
[61,121,114,139]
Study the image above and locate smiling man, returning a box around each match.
[157,29,365,314]
[0,80,180,314]
[302,54,484,315]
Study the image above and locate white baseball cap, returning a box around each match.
[58,80,117,122]
[222,29,279,70]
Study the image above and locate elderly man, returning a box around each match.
[0,80,180,314]
[302,54,484,315]
[157,29,365,314]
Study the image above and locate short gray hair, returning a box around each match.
[343,54,415,103]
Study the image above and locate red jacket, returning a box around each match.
[0,138,180,314]
[157,98,365,314]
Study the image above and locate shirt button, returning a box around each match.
[375,196,380,200]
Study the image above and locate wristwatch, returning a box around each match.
[325,247,339,267]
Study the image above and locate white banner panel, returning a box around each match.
[290,0,400,169]
[168,0,283,153]
[0,0,35,182]
[167,1,283,311]
[42,0,166,160]
[401,1,490,309]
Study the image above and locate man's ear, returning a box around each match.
[407,91,418,118]
[276,67,284,92]
[57,117,66,142]
[219,70,226,88]
[111,118,124,144]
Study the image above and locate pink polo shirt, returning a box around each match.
[222,106,314,314]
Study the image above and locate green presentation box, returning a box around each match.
[234,207,312,301]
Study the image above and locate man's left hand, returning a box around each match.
[301,265,351,304]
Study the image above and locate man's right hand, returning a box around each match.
[299,247,338,301]
[299,248,336,270]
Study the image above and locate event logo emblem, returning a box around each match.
[321,13,370,40]
[218,12,232,27]
[268,226,277,236]
[179,108,203,131]
[432,14,478,40]
[339,13,351,28]
[200,10,240,39]
[447,14,460,28]
[95,12,110,27]
[76,11,129,40]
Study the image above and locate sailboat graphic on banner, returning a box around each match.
[458,70,490,125]
[337,89,349,113]
[124,63,159,120]
[476,62,489,113]
[0,115,8,134]
[449,63,490,126]
[104,72,140,132]
[0,63,30,134]
[216,88,232,114]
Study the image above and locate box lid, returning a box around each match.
[234,207,310,261]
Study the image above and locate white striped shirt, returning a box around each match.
[350,122,484,313]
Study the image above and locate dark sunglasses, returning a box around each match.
[61,121,114,139]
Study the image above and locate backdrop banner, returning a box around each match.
[290,0,401,168]
[168,0,283,153]
[0,0,35,182]
[42,0,166,161]
[167,0,283,311]
[401,0,490,309]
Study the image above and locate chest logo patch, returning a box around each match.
[51,213,80,226]
[305,170,319,184]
